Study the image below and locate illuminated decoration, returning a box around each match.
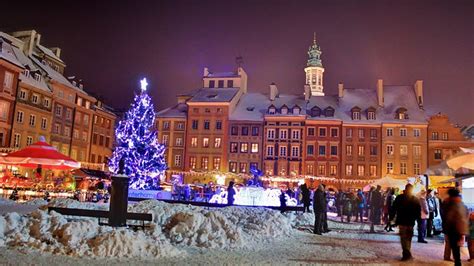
[109,78,167,190]
[247,166,263,186]
[215,174,226,186]
[209,186,297,207]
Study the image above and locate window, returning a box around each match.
[367,111,376,120]
[54,124,61,134]
[105,137,110,147]
[214,138,221,148]
[268,106,276,114]
[229,162,237,173]
[330,128,338,137]
[43,98,50,108]
[191,137,198,147]
[266,145,274,156]
[41,117,47,130]
[26,136,33,146]
[352,111,361,120]
[330,165,337,176]
[82,131,87,142]
[204,120,210,130]
[64,127,70,138]
[319,127,326,137]
[370,129,377,139]
[174,155,182,167]
[330,145,338,156]
[3,71,13,90]
[213,157,221,170]
[280,129,287,139]
[346,145,353,156]
[202,137,209,148]
[209,80,215,88]
[13,133,21,148]
[240,142,248,153]
[442,132,448,141]
[65,109,72,120]
[0,101,9,120]
[251,127,259,136]
[193,108,199,114]
[215,121,222,130]
[414,163,421,175]
[400,128,407,137]
[163,121,170,130]
[400,145,408,156]
[267,129,275,139]
[19,90,27,100]
[241,126,249,136]
[29,114,36,126]
[307,145,314,155]
[307,128,315,136]
[75,113,81,123]
[358,165,365,176]
[83,114,89,125]
[192,120,198,130]
[281,106,288,115]
[318,165,326,176]
[32,94,39,104]
[217,108,223,114]
[162,135,169,145]
[358,145,365,156]
[176,137,183,146]
[55,105,62,116]
[386,162,394,174]
[279,146,287,156]
[201,157,209,170]
[77,97,83,106]
[306,164,314,175]
[370,145,377,156]
[204,108,210,113]
[218,80,224,87]
[292,130,300,140]
[176,122,185,130]
[73,129,79,139]
[251,143,259,153]
[431,132,439,140]
[189,157,197,169]
[370,165,377,177]
[346,128,353,138]
[319,145,326,156]
[358,129,365,139]
[387,128,393,137]
[413,145,421,157]
[230,142,238,153]
[16,111,24,123]
[414,129,421,137]
[400,162,407,175]
[345,165,353,176]
[434,149,442,160]
[231,126,238,135]
[386,144,394,155]
[227,80,233,87]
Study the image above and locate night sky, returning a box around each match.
[2,0,473,124]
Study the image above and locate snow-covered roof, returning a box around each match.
[11,46,50,93]
[36,43,64,63]
[156,103,187,118]
[188,88,240,103]
[0,37,23,68]
[230,93,268,121]
[206,71,238,78]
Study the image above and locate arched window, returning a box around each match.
[268,105,276,114]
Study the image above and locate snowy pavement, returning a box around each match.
[0,199,471,265]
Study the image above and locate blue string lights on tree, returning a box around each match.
[109,78,167,190]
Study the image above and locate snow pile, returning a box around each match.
[0,198,316,258]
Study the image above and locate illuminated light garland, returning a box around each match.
[109,78,167,190]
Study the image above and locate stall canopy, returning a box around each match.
[0,137,80,170]
[72,168,110,180]
[364,176,407,191]
[446,147,474,171]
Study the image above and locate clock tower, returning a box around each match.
[304,33,325,96]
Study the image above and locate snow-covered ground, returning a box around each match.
[0,198,471,265]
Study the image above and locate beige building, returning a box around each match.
[90,101,116,164]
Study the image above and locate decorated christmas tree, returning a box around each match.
[109,78,167,190]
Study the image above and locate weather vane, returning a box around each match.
[140,78,148,91]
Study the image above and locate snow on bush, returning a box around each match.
[0,198,315,258]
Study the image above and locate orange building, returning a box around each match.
[90,101,116,165]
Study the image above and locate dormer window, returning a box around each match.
[396,107,409,120]
[351,106,361,120]
[34,73,41,82]
[268,105,276,114]
[310,106,321,117]
[292,105,301,114]
[281,105,288,115]
[367,107,376,120]
[23,69,30,77]
[324,106,335,117]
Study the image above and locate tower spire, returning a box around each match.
[313,32,317,45]
[304,33,324,96]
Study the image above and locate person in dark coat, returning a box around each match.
[390,184,421,261]
[426,189,438,237]
[355,190,366,223]
[343,192,355,223]
[279,190,287,213]
[227,181,236,206]
[336,190,345,217]
[384,188,396,232]
[370,185,383,232]
[321,184,330,233]
[300,183,311,213]
[313,184,325,235]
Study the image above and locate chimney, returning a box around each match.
[414,80,423,107]
[35,34,41,45]
[304,84,311,101]
[79,84,83,90]
[269,83,278,101]
[376,79,384,107]
[51,47,61,58]
[203,67,209,77]
[338,82,344,98]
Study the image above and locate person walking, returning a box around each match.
[390,184,421,261]
[440,188,469,266]
[313,184,325,235]
[417,190,429,243]
[279,190,287,213]
[384,188,396,232]
[343,192,355,223]
[426,189,438,237]
[336,190,345,217]
[300,183,311,213]
[227,181,236,206]
[355,190,366,223]
[370,185,383,233]
[321,184,330,233]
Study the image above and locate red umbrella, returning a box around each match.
[0,137,80,170]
